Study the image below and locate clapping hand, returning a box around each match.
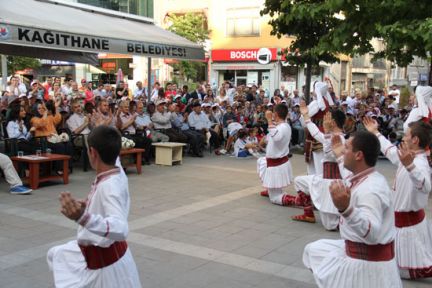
[398,141,415,167]
[329,180,351,213]
[299,100,308,117]
[265,110,273,123]
[59,192,86,221]
[323,112,333,134]
[363,117,379,134]
[331,134,345,158]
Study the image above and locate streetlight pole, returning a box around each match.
[1,55,7,90]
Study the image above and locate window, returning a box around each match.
[226,7,260,37]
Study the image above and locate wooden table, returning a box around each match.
[11,153,71,190]
[119,148,145,174]
[152,142,186,166]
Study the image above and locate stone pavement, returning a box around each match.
[0,153,431,288]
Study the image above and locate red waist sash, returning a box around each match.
[266,156,289,168]
[323,162,341,179]
[394,209,425,228]
[345,240,394,262]
[79,240,128,270]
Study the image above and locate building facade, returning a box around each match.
[154,0,338,95]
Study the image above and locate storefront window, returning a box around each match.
[281,66,298,93]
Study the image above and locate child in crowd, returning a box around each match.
[233,129,257,158]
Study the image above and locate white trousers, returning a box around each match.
[0,153,22,188]
[294,175,339,230]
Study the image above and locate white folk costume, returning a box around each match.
[303,168,402,288]
[378,134,432,279]
[404,86,432,132]
[257,121,293,205]
[292,119,343,230]
[47,161,141,288]
[304,82,333,176]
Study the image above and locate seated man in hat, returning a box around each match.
[151,99,187,143]
[188,101,221,155]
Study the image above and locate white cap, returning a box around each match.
[388,104,396,109]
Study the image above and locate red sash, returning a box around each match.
[394,209,425,228]
[345,240,394,262]
[323,162,341,179]
[266,156,289,168]
[79,241,128,270]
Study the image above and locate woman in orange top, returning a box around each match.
[30,100,72,174]
[31,102,62,137]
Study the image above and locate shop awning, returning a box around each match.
[0,0,205,64]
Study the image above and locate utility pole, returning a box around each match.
[1,55,7,90]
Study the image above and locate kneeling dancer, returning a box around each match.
[291,109,346,230]
[47,126,141,288]
[303,131,402,288]
[257,104,294,205]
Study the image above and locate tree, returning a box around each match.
[313,1,432,84]
[166,13,210,83]
[261,0,339,102]
[6,56,40,75]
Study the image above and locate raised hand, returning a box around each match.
[323,112,333,134]
[59,192,86,221]
[329,180,351,212]
[331,134,345,158]
[398,141,415,167]
[363,116,379,134]
[265,110,273,123]
[299,100,308,116]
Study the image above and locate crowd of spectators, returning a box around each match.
[0,74,412,172]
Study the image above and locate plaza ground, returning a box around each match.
[0,152,431,288]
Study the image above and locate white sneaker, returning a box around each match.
[251,152,261,158]
[219,149,227,155]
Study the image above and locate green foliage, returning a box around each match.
[399,86,411,109]
[320,0,432,67]
[261,0,340,101]
[6,56,41,75]
[167,13,209,83]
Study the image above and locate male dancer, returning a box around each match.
[257,104,294,206]
[47,126,141,287]
[304,82,333,176]
[290,107,346,230]
[364,117,432,279]
[404,86,432,131]
[303,131,402,288]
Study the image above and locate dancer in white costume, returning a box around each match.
[403,86,432,132]
[303,131,402,288]
[364,117,432,279]
[257,104,294,205]
[47,126,141,288]
[304,82,334,176]
[290,108,346,230]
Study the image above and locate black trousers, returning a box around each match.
[182,129,204,154]
[158,128,188,143]
[125,134,152,162]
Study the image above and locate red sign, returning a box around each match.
[211,48,278,62]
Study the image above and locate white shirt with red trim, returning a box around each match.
[378,135,431,212]
[339,168,396,245]
[265,122,291,159]
[76,167,130,247]
[305,120,344,164]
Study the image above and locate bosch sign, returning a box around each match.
[212,48,278,62]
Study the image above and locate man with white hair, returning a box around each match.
[403,86,432,132]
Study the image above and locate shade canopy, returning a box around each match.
[0,0,205,64]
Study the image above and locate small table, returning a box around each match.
[11,153,71,190]
[152,142,186,166]
[119,148,145,174]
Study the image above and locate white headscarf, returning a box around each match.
[415,86,432,118]
[314,82,334,111]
